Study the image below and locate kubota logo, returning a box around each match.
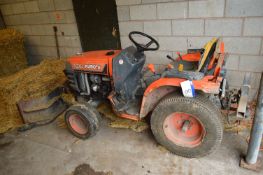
[73,64,101,70]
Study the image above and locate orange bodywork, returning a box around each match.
[213,42,225,78]
[180,52,201,62]
[139,41,225,118]
[67,40,225,120]
[207,55,216,70]
[108,92,140,121]
[68,50,121,76]
[139,76,223,118]
[147,64,156,73]
[118,113,140,121]
[112,73,224,119]
[144,76,222,96]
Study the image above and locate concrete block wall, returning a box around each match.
[116,0,263,100]
[0,0,82,65]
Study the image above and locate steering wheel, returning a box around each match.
[129,31,159,52]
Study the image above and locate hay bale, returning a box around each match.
[0,59,66,133]
[0,28,27,77]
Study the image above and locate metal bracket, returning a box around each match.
[17,87,68,123]
[240,157,262,172]
[237,73,251,119]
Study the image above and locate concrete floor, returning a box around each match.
[0,119,262,175]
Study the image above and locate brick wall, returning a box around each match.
[0,0,82,65]
[116,0,263,100]
[0,0,262,100]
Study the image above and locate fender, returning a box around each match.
[139,76,222,118]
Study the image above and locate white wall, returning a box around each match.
[0,0,262,100]
[0,0,82,65]
[116,0,263,100]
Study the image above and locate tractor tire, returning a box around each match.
[151,93,223,158]
[65,103,101,139]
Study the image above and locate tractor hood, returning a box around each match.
[67,50,121,75]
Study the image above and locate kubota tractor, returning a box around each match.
[64,31,227,158]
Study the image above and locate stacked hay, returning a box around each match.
[0,59,66,133]
[0,29,27,77]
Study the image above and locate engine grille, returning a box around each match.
[64,68,91,96]
[64,69,79,92]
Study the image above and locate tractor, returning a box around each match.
[63,31,227,158]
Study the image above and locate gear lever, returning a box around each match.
[166,55,176,62]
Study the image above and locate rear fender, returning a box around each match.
[140,85,178,118]
[139,76,222,118]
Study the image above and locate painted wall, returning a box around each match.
[0,0,82,64]
[0,0,262,100]
[116,0,263,100]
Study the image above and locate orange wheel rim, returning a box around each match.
[68,114,88,135]
[163,112,206,148]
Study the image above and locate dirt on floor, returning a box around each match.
[222,100,263,149]
[72,164,112,175]
[0,29,27,77]
[223,100,256,134]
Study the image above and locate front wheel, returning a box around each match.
[151,94,223,158]
[65,103,101,139]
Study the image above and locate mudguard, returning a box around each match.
[139,76,223,118]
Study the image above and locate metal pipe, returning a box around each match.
[53,26,60,59]
[245,72,263,164]
[0,10,6,29]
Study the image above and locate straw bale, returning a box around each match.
[0,29,27,77]
[0,59,66,133]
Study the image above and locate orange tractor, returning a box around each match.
[64,31,227,158]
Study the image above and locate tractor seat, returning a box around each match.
[197,38,218,72]
[172,60,198,71]
[171,38,218,73]
[162,38,219,80]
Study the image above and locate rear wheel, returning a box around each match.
[65,103,101,139]
[151,94,223,158]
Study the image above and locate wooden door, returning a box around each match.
[73,0,121,51]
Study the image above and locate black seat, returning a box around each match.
[164,38,219,80]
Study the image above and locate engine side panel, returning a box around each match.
[65,50,120,98]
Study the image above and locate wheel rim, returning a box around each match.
[163,112,205,148]
[68,114,88,135]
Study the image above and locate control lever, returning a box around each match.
[176,52,183,60]
[176,52,184,72]
[167,53,184,72]
[166,55,176,62]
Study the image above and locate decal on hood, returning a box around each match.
[72,63,106,72]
